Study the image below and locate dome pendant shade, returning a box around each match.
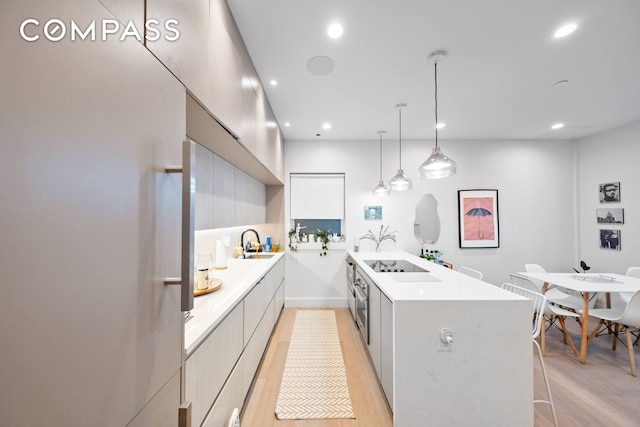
[418,146,457,179]
[372,179,391,197]
[389,169,412,191]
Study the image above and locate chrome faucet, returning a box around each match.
[241,229,261,252]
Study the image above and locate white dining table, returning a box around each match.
[518,272,640,364]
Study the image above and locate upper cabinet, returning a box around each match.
[208,0,243,137]
[146,0,211,107]
[147,0,284,184]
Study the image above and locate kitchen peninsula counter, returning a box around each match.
[348,250,534,427]
[348,250,515,302]
[184,253,284,356]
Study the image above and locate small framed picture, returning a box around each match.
[596,208,624,224]
[600,229,621,250]
[599,182,620,203]
[364,206,382,220]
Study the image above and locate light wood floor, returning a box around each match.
[242,308,640,426]
[241,308,393,427]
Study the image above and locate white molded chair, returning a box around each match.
[619,267,640,304]
[588,290,640,377]
[458,266,483,280]
[501,283,558,427]
[525,263,588,311]
[511,274,580,357]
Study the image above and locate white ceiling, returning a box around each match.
[227,0,640,141]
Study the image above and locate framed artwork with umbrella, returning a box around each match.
[458,189,500,248]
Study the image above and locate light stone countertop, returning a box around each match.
[348,250,522,302]
[184,252,284,356]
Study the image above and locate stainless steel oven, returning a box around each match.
[346,256,356,320]
[354,267,370,344]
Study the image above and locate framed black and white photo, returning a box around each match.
[599,182,620,203]
[364,206,382,220]
[596,208,624,224]
[600,229,621,250]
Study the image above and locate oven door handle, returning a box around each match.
[354,284,367,302]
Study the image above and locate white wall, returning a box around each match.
[285,137,577,293]
[577,119,640,273]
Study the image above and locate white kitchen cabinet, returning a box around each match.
[367,276,382,379]
[146,0,211,109]
[185,303,244,427]
[201,352,245,427]
[2,1,185,425]
[249,174,266,224]
[213,153,235,228]
[234,168,266,227]
[380,293,394,410]
[255,88,285,182]
[275,279,285,319]
[240,82,257,155]
[195,142,215,231]
[243,277,266,347]
[243,257,283,346]
[209,0,243,137]
[234,168,250,226]
[194,257,284,426]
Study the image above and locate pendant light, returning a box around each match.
[418,50,457,179]
[372,130,391,197]
[389,103,412,191]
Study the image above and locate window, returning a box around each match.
[290,173,344,235]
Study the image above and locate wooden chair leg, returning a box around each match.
[625,327,636,377]
[588,319,605,346]
[558,316,578,356]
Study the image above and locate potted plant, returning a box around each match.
[288,228,298,252]
[314,229,331,256]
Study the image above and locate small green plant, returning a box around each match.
[314,229,331,256]
[288,228,298,252]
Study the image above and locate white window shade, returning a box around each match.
[290,174,344,219]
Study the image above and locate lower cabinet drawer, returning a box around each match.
[185,303,243,427]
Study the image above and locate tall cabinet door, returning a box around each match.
[0,1,184,426]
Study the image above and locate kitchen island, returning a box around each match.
[349,251,533,427]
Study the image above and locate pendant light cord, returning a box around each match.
[434,61,439,147]
[379,133,383,179]
[398,107,403,168]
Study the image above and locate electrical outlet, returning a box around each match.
[438,327,453,352]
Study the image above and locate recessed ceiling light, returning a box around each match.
[269,79,278,86]
[322,123,331,130]
[327,23,343,39]
[285,122,291,127]
[551,123,565,130]
[435,122,446,129]
[554,23,577,38]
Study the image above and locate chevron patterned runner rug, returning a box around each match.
[275,310,355,420]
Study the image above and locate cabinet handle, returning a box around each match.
[164,140,195,312]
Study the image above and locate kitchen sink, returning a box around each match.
[244,252,277,259]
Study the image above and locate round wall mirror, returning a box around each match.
[414,194,441,244]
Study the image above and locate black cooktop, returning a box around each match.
[364,259,429,273]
